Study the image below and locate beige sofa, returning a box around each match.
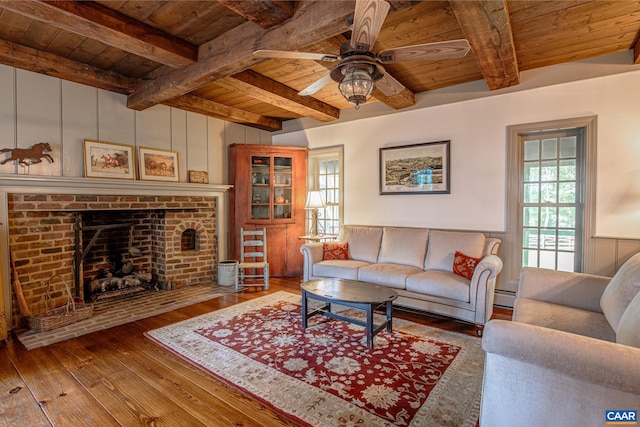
[480,253,640,426]
[300,225,503,332]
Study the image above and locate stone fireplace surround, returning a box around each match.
[0,176,231,329]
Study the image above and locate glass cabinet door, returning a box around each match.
[273,156,292,220]
[250,155,294,221]
[251,156,270,220]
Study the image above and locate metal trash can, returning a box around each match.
[218,260,238,287]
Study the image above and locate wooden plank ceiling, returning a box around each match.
[0,0,639,131]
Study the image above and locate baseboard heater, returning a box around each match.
[493,289,516,309]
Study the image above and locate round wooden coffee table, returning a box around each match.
[300,278,398,349]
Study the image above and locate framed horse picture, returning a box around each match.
[83,140,135,180]
[138,147,179,182]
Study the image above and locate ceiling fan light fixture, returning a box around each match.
[339,66,375,108]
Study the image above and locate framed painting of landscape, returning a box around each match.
[380,140,450,195]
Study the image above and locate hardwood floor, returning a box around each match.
[0,277,511,426]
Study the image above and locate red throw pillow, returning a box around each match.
[322,242,349,260]
[453,251,481,280]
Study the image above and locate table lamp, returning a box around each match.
[305,191,326,236]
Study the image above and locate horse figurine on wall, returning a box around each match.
[0,142,54,166]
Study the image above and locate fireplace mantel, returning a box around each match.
[0,174,232,196]
[0,175,233,328]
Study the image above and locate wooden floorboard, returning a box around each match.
[93,325,289,427]
[4,341,119,426]
[49,336,209,426]
[0,344,51,426]
[0,277,511,427]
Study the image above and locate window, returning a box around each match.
[307,146,343,236]
[506,117,596,288]
[520,129,584,271]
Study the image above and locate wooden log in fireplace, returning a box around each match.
[73,215,134,298]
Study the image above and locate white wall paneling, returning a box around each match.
[185,111,208,183]
[0,65,16,175]
[0,67,271,183]
[97,91,135,146]
[207,117,226,184]
[16,70,61,176]
[170,108,188,182]
[135,104,172,149]
[61,81,98,177]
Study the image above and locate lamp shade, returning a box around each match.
[305,191,325,209]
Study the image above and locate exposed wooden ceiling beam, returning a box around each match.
[163,94,282,132]
[1,0,197,68]
[219,70,340,122]
[216,0,296,29]
[372,85,415,109]
[128,0,354,111]
[0,38,135,94]
[449,0,519,90]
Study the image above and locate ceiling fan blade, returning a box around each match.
[253,50,339,62]
[375,73,405,96]
[377,39,471,64]
[351,0,390,52]
[298,73,334,96]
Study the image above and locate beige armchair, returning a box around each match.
[480,254,640,426]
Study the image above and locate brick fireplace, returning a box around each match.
[0,176,231,329]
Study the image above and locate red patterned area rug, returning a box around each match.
[145,291,484,427]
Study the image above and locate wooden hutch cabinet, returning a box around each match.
[228,144,308,277]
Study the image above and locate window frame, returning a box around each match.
[505,116,597,291]
[307,145,344,236]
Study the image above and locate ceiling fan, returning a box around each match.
[254,0,471,108]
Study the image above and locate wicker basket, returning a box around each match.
[28,275,93,332]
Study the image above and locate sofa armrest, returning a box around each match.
[483,320,640,394]
[485,237,501,256]
[471,254,503,325]
[519,267,610,312]
[474,254,503,281]
[300,242,324,282]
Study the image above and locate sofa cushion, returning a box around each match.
[616,291,640,347]
[339,225,383,263]
[313,259,370,280]
[358,263,423,289]
[377,227,429,268]
[600,252,640,332]
[424,230,486,272]
[453,251,481,280]
[514,298,616,342]
[406,270,471,302]
[323,242,349,260]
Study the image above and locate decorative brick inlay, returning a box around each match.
[7,194,217,328]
